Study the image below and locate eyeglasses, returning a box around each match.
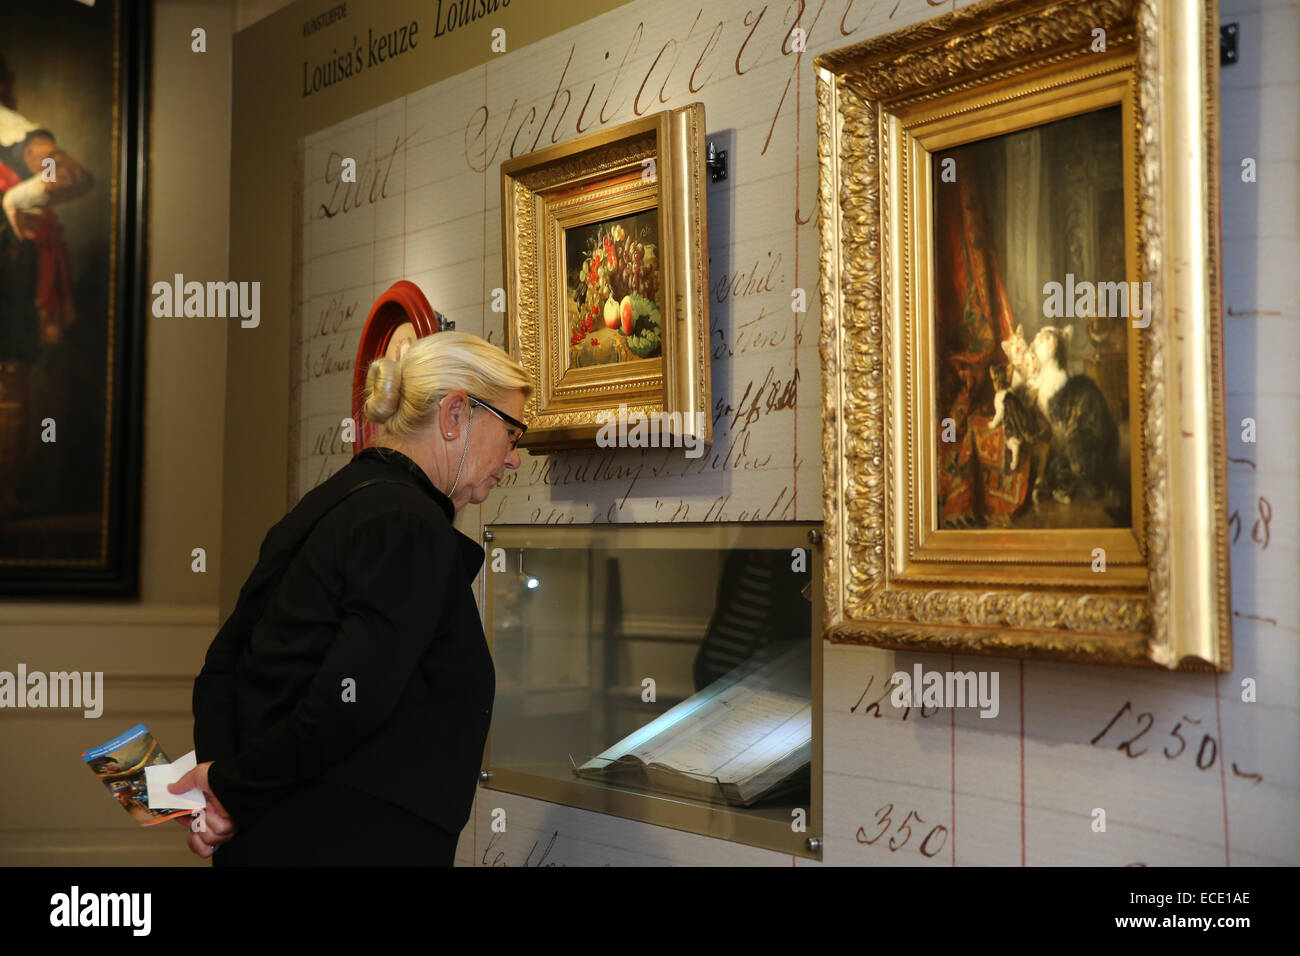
[468,395,527,451]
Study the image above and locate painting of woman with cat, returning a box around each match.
[933,107,1133,531]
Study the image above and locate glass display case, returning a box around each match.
[480,522,823,858]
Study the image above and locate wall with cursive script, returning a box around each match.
[270,0,1300,866]
[288,1,828,524]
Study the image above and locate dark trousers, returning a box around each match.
[212,779,461,866]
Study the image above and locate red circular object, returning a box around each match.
[350,280,442,451]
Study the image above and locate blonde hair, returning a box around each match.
[363,331,531,439]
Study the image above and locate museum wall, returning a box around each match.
[4,0,1288,869]
[0,0,244,864]
[215,0,1298,867]
[461,0,1297,866]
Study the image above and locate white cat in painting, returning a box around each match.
[1029,324,1070,417]
[1001,324,1039,389]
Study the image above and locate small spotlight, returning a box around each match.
[526,577,540,590]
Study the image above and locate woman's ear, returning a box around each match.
[439,391,469,438]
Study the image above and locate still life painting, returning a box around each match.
[564,208,662,367]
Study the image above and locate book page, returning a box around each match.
[653,696,810,781]
[581,643,810,785]
[577,675,739,771]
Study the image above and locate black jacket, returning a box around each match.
[193,446,493,835]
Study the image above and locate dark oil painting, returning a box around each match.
[932,106,1133,531]
[0,0,147,592]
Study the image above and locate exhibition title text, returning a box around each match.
[301,0,513,97]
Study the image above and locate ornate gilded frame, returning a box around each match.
[815,0,1230,670]
[501,105,712,453]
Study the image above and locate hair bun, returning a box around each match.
[363,356,402,424]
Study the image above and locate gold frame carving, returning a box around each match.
[815,0,1230,670]
[501,105,712,454]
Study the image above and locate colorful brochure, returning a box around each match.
[83,723,193,826]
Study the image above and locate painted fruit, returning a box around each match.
[603,296,621,329]
[620,295,635,335]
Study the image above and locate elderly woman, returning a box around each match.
[171,331,529,865]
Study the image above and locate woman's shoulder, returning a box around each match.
[281,458,452,547]
[327,474,451,532]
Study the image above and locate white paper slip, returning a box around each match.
[144,750,207,811]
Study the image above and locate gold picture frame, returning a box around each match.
[501,105,712,453]
[815,0,1230,670]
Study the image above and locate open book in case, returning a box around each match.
[480,522,823,859]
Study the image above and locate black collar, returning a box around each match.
[354,445,456,524]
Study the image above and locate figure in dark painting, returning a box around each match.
[0,52,94,519]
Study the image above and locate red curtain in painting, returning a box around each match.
[933,168,1028,526]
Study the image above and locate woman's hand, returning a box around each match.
[169,761,237,858]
